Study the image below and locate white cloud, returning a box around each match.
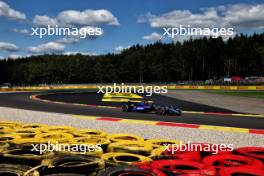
[33,15,58,26]
[0,1,26,20]
[0,42,19,52]
[222,4,264,29]
[13,28,30,35]
[144,9,219,28]
[56,37,80,44]
[0,56,4,59]
[27,42,64,54]
[142,32,163,41]
[57,9,120,26]
[33,9,119,27]
[140,3,264,30]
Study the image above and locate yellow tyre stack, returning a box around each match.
[107,141,153,156]
[0,121,163,175]
[108,134,144,142]
[102,152,152,167]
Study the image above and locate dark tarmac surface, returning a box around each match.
[39,92,236,112]
[0,91,263,129]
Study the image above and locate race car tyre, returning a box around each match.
[155,107,166,115]
[2,148,54,166]
[107,141,153,156]
[108,134,144,142]
[41,153,105,175]
[235,146,264,162]
[100,165,167,176]
[218,167,264,176]
[176,110,182,116]
[150,160,216,175]
[202,154,263,170]
[0,163,40,176]
[122,105,129,112]
[102,152,152,167]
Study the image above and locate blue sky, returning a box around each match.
[0,0,264,59]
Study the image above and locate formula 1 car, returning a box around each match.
[122,101,182,116]
[122,101,155,113]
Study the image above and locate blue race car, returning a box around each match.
[122,101,182,116]
[122,101,155,113]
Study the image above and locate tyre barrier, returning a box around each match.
[42,126,77,133]
[202,154,264,170]
[0,121,21,129]
[0,142,9,153]
[35,132,74,144]
[102,153,152,167]
[218,167,264,176]
[108,134,144,143]
[21,124,49,132]
[41,153,105,175]
[145,139,181,149]
[14,129,42,138]
[0,163,40,176]
[44,174,86,176]
[0,126,13,133]
[188,143,232,158]
[1,148,54,166]
[0,134,21,143]
[150,146,201,162]
[235,146,264,162]
[71,137,110,152]
[147,160,216,175]
[107,141,153,156]
[72,129,108,138]
[101,165,168,176]
[1,120,264,175]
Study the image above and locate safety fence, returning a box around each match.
[0,121,263,175]
[1,85,264,91]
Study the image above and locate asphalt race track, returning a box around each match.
[38,92,238,112]
[0,91,263,129]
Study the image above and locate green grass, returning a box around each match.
[205,91,264,99]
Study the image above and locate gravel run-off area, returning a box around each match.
[0,106,263,148]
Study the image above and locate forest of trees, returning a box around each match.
[0,33,264,85]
